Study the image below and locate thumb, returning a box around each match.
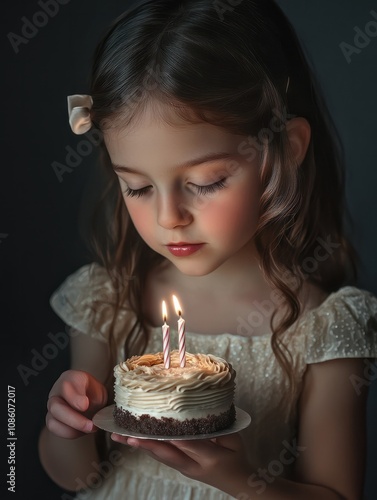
[84,373,108,408]
[75,394,89,412]
[50,371,91,411]
[64,371,107,412]
[69,371,92,411]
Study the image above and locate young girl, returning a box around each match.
[38,1,377,498]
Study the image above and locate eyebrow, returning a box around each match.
[111,151,235,174]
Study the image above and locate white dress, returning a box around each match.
[50,263,377,500]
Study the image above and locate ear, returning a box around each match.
[285,117,311,165]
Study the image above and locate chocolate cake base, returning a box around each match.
[113,404,236,436]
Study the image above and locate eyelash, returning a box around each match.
[192,179,227,195]
[124,179,227,198]
[124,186,152,198]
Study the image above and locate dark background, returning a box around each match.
[1,0,376,498]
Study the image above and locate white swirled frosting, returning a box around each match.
[114,350,236,420]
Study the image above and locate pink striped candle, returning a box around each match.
[172,295,186,367]
[161,301,170,369]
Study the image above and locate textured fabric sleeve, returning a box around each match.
[304,286,377,364]
[49,262,136,343]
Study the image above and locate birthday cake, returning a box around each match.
[113,350,236,436]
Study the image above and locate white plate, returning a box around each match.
[93,404,251,441]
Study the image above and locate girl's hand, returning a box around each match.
[111,432,250,490]
[46,370,108,439]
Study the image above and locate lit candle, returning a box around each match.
[162,300,170,369]
[172,295,186,367]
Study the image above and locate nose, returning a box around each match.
[157,192,193,229]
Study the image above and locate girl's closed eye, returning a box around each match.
[190,178,227,196]
[123,178,228,198]
[124,185,153,198]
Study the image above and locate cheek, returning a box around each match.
[126,201,154,240]
[201,185,260,236]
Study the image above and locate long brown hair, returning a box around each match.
[83,0,356,400]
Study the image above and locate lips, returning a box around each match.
[166,243,205,257]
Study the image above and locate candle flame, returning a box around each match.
[172,295,182,316]
[162,300,167,323]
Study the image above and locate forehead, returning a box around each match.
[103,102,244,167]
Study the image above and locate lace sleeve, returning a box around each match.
[304,287,377,364]
[49,263,135,344]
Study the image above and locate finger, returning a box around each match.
[50,371,107,411]
[173,432,243,453]
[49,374,89,412]
[170,438,219,457]
[48,395,95,433]
[214,432,244,451]
[82,373,108,408]
[66,371,104,409]
[122,437,198,469]
[170,433,243,461]
[46,412,89,439]
[110,434,129,445]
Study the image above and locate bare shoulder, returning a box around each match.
[295,357,370,500]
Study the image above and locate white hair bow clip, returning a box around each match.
[67,94,93,134]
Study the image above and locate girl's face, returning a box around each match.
[104,104,262,277]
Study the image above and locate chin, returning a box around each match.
[171,259,222,277]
